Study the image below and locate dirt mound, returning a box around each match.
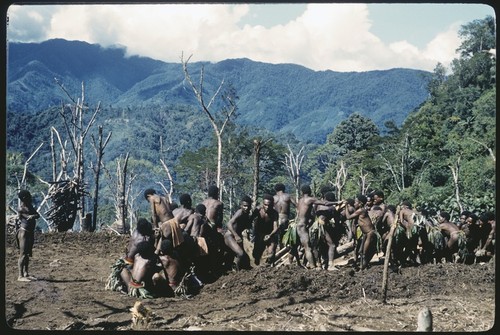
[5,231,495,331]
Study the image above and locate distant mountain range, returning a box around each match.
[7,38,432,143]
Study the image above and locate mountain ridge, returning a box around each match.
[7,38,432,143]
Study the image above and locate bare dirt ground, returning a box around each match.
[4,231,496,332]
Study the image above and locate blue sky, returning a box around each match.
[6,3,495,72]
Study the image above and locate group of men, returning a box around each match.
[13,183,495,298]
[104,182,495,297]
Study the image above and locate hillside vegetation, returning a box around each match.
[5,16,496,229]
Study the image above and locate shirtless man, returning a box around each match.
[437,211,465,262]
[144,188,174,230]
[273,183,295,248]
[345,194,377,270]
[124,218,155,265]
[184,204,208,238]
[313,191,341,270]
[120,241,158,298]
[398,201,424,265]
[224,195,257,271]
[172,193,194,229]
[203,185,224,233]
[16,190,40,282]
[474,212,495,262]
[252,194,279,266]
[202,186,226,273]
[296,185,339,269]
[152,239,183,296]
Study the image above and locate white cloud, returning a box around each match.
[7,3,466,72]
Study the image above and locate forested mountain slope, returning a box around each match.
[7,39,431,143]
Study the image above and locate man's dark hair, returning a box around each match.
[241,195,253,204]
[373,190,384,199]
[274,183,285,192]
[320,185,333,196]
[387,204,396,213]
[485,211,495,221]
[208,185,219,199]
[439,211,450,221]
[301,185,312,195]
[179,193,192,207]
[346,198,355,206]
[324,192,336,202]
[196,204,206,216]
[402,200,412,209]
[18,190,32,202]
[468,213,478,223]
[372,205,383,211]
[263,194,274,203]
[159,239,174,256]
[136,241,155,259]
[460,210,471,217]
[144,188,156,199]
[356,194,367,205]
[136,218,153,235]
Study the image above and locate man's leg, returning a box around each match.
[297,224,315,268]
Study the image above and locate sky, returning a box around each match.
[5,2,496,73]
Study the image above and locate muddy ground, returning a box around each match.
[4,231,496,332]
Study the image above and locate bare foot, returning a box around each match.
[26,275,38,281]
[17,276,31,282]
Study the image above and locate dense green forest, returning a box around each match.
[5,16,496,231]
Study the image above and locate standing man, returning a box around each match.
[144,188,177,254]
[202,185,226,273]
[203,185,224,233]
[273,183,295,249]
[16,190,40,282]
[295,185,339,269]
[224,195,257,271]
[345,194,377,270]
[252,194,280,266]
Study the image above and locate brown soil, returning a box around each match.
[4,231,496,331]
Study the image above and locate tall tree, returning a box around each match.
[181,54,238,190]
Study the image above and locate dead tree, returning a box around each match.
[379,133,414,192]
[332,160,347,200]
[252,138,273,205]
[55,79,102,230]
[20,142,44,191]
[89,126,112,231]
[181,53,237,189]
[358,167,371,195]
[449,155,463,213]
[284,144,305,202]
[103,153,141,234]
[116,153,131,234]
[156,136,174,203]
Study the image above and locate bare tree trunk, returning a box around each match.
[21,142,44,189]
[118,153,130,233]
[359,168,370,195]
[56,79,101,230]
[285,144,304,202]
[333,160,347,200]
[90,126,111,232]
[252,138,273,205]
[181,53,237,189]
[449,156,463,213]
